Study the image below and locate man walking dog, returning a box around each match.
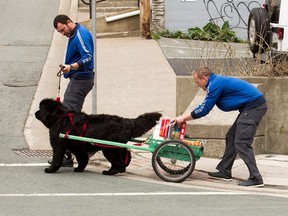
[52,14,94,166]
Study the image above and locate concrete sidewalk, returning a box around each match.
[24,0,176,151]
[90,149,288,189]
[24,38,176,150]
[24,0,288,190]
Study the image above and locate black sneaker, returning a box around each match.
[208,171,232,181]
[238,179,264,187]
[47,157,74,167]
[62,157,74,167]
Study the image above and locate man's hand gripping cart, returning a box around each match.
[59,117,205,183]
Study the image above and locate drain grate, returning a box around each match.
[13,149,52,158]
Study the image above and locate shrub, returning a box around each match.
[152,21,244,43]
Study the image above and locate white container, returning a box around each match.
[152,124,164,140]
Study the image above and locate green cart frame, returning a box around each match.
[59,133,204,183]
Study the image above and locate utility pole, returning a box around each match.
[140,0,151,39]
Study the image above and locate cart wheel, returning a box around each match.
[152,140,196,183]
[248,8,270,54]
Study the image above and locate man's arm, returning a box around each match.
[174,113,193,126]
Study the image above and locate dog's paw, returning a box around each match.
[120,167,126,173]
[45,167,55,173]
[74,167,84,172]
[102,167,126,175]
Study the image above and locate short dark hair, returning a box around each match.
[194,66,213,79]
[53,14,73,28]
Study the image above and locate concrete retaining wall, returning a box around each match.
[176,76,288,158]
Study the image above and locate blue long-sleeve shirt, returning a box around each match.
[64,23,94,79]
[191,73,266,119]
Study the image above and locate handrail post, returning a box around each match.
[91,0,97,114]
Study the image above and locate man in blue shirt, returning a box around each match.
[54,14,94,111]
[174,67,267,187]
[52,14,94,166]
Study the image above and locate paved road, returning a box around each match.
[157,37,253,76]
[0,0,60,163]
[0,1,287,216]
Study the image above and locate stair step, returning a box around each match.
[97,30,140,38]
[79,6,138,13]
[78,0,140,38]
[78,0,138,9]
[96,1,138,7]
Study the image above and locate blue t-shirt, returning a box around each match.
[191,74,265,119]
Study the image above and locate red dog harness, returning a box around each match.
[64,113,87,138]
[63,113,131,166]
[63,113,119,149]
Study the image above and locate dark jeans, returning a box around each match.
[62,78,94,160]
[216,102,268,181]
[63,78,94,112]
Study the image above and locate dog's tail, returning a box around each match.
[131,112,162,138]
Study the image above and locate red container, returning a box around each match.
[179,122,187,140]
[159,117,171,138]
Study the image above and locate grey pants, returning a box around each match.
[63,78,94,112]
[216,102,268,181]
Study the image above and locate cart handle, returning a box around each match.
[59,133,154,152]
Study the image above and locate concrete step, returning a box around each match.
[78,0,140,38]
[78,0,138,13]
[95,0,138,8]
[79,0,138,7]
[97,30,140,38]
[79,6,138,13]
[79,8,140,38]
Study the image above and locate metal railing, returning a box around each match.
[81,0,107,19]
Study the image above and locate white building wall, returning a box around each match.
[164,0,262,40]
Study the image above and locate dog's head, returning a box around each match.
[35,98,64,128]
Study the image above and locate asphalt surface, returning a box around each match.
[157,37,254,76]
[0,0,59,163]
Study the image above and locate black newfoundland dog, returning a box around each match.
[35,98,161,175]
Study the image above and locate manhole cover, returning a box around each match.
[13,149,52,158]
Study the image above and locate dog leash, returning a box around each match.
[56,64,65,102]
